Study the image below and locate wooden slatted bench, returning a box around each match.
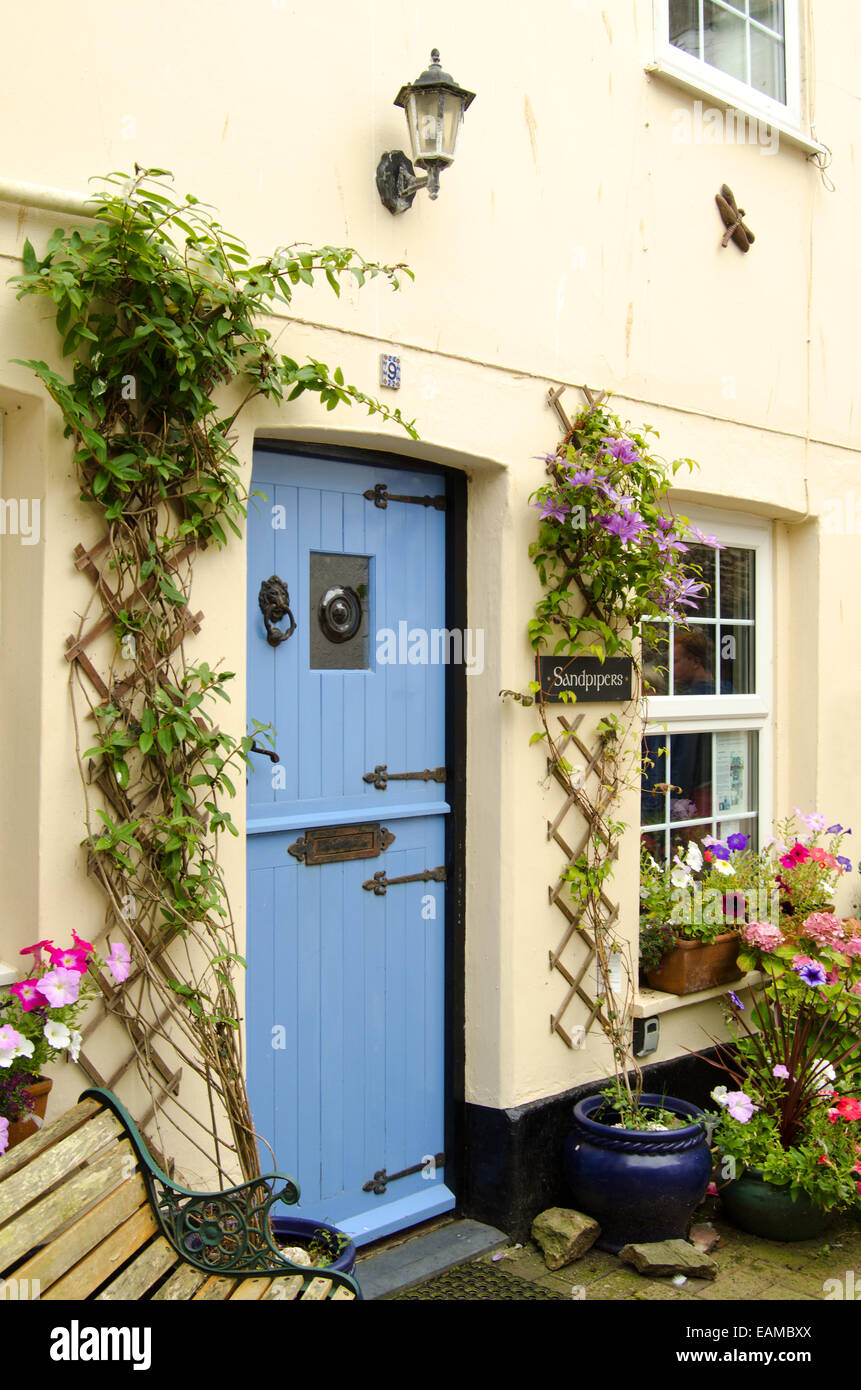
[0,1087,360,1301]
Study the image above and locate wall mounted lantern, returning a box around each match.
[376,49,476,215]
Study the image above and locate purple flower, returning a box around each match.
[661,573,707,609]
[655,532,689,554]
[687,524,726,550]
[725,1091,757,1123]
[726,833,749,852]
[772,1064,790,1080]
[532,497,569,524]
[837,856,852,873]
[569,467,597,487]
[599,508,648,547]
[711,844,731,861]
[600,436,640,464]
[826,824,843,835]
[795,961,828,987]
[727,991,744,1010]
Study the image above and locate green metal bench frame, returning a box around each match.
[79,1088,361,1299]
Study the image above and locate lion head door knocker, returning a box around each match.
[258,575,296,647]
[716,184,755,253]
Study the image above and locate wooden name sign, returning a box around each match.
[536,656,633,703]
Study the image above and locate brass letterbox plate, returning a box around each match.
[288,822,395,865]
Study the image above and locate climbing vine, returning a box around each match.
[504,394,715,1116]
[11,167,417,1180]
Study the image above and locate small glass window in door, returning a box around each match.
[309,552,370,670]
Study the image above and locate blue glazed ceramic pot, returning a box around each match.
[564,1093,713,1253]
[270,1214,358,1276]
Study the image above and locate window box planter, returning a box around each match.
[643,931,743,996]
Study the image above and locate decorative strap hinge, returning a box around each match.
[363,1152,445,1195]
[363,482,446,511]
[362,866,446,895]
[363,764,447,790]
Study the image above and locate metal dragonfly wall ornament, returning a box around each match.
[716,184,755,253]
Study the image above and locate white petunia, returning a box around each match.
[685,841,703,872]
[44,1021,71,1050]
[68,1030,82,1064]
[671,865,692,888]
[714,860,735,877]
[711,1086,728,1106]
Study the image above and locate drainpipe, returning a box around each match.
[0,179,99,217]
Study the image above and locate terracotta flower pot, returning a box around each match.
[5,1078,53,1151]
[644,931,743,996]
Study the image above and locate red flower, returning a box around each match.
[780,842,811,869]
[9,979,46,1011]
[704,851,714,863]
[19,939,54,964]
[71,930,94,955]
[833,1096,861,1122]
[817,1154,830,1165]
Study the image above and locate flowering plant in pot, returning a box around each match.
[640,833,777,995]
[0,934,130,1155]
[765,810,852,925]
[705,917,861,1239]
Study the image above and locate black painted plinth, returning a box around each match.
[458,1049,727,1242]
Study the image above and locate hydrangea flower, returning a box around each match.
[741,922,785,951]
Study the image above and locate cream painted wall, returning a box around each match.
[0,1,859,1174]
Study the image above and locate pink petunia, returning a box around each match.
[772,1064,790,1080]
[725,1091,758,1123]
[9,979,47,1011]
[0,1024,24,1056]
[47,947,89,974]
[37,967,81,1007]
[19,939,54,964]
[105,941,131,985]
[71,930,94,955]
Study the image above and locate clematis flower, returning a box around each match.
[687,524,725,550]
[44,1020,71,1050]
[598,508,648,547]
[725,1092,757,1123]
[533,497,570,525]
[772,1064,790,1080]
[9,979,46,1011]
[600,436,640,464]
[37,967,81,1007]
[569,467,597,487]
[106,941,131,984]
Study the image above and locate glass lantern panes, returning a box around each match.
[404,88,464,167]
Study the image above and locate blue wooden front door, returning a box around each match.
[246,447,454,1245]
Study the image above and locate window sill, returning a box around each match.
[644,58,826,157]
[634,969,761,1017]
[0,960,19,987]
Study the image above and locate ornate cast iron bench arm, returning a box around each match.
[80,1088,361,1299]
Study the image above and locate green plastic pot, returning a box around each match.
[720,1168,830,1242]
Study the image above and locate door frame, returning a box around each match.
[247,437,468,1229]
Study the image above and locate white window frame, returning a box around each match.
[643,506,773,852]
[648,0,821,154]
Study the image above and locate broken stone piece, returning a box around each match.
[618,1239,718,1280]
[531,1207,601,1270]
[689,1222,721,1254]
[279,1245,312,1266]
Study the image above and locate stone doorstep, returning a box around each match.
[354,1218,508,1300]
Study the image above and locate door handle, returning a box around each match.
[258,576,296,647]
[250,742,280,764]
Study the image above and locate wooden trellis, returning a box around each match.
[64,533,206,1176]
[542,384,630,1051]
